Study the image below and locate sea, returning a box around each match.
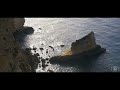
[23,18,120,72]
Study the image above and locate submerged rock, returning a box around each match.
[48,69,54,73]
[60,45,65,47]
[33,46,37,51]
[39,28,42,30]
[50,31,106,63]
[39,48,44,51]
[49,46,54,51]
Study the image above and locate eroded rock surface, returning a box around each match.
[71,31,97,55]
[0,18,38,72]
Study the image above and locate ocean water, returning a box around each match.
[23,18,120,72]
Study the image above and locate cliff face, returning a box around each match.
[71,32,97,55]
[0,18,38,72]
[0,18,25,32]
[13,18,25,31]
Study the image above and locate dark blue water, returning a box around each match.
[24,18,120,72]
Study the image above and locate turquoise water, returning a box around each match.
[24,18,120,72]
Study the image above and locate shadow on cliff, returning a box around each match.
[13,26,34,45]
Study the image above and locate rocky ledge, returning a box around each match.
[50,31,106,63]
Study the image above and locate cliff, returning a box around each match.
[0,18,39,72]
[50,32,106,63]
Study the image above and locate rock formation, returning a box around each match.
[71,32,97,55]
[50,31,106,63]
[0,18,38,72]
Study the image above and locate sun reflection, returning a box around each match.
[62,49,72,56]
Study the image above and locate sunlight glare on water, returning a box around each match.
[24,18,120,72]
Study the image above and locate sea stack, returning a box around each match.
[71,31,106,56]
[50,31,106,63]
[71,32,97,55]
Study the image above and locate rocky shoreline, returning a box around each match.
[13,26,41,72]
[14,26,54,72]
[0,18,106,72]
[0,18,40,72]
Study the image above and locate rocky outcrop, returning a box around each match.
[50,32,106,63]
[0,18,38,72]
[13,18,25,31]
[71,32,97,55]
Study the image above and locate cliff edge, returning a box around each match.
[0,18,39,72]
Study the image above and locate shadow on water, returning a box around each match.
[13,26,34,46]
[75,56,101,71]
[50,53,105,72]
